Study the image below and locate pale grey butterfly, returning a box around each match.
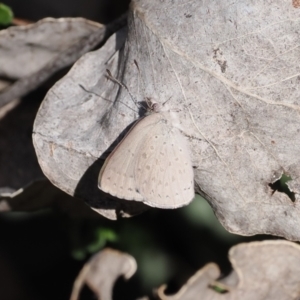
[98,71,194,209]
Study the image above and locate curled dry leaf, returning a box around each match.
[33,0,300,237]
[70,248,137,300]
[157,240,300,300]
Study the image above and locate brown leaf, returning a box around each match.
[70,248,137,300]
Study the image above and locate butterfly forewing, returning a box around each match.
[99,116,156,201]
[99,121,141,200]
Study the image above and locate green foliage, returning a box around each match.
[0,3,13,25]
[181,195,240,242]
[86,227,118,253]
[269,173,295,201]
[71,226,118,260]
[278,174,294,200]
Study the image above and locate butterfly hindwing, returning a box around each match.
[99,112,194,208]
[135,114,194,208]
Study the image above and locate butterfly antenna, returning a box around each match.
[162,96,172,107]
[106,69,139,110]
[78,84,137,113]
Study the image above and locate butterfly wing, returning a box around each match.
[99,113,194,208]
[99,116,154,201]
[135,114,194,208]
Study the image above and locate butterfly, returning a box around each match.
[98,98,194,209]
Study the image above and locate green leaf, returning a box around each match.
[0,3,13,25]
[86,227,118,253]
[209,282,229,294]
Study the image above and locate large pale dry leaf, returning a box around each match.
[70,248,137,300]
[157,240,300,300]
[33,0,300,237]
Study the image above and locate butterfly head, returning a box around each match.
[145,97,172,115]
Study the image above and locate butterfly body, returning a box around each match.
[98,110,194,208]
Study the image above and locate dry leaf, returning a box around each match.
[0,18,102,79]
[33,0,300,238]
[70,248,137,300]
[157,240,300,300]
[0,179,100,218]
[0,16,126,107]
